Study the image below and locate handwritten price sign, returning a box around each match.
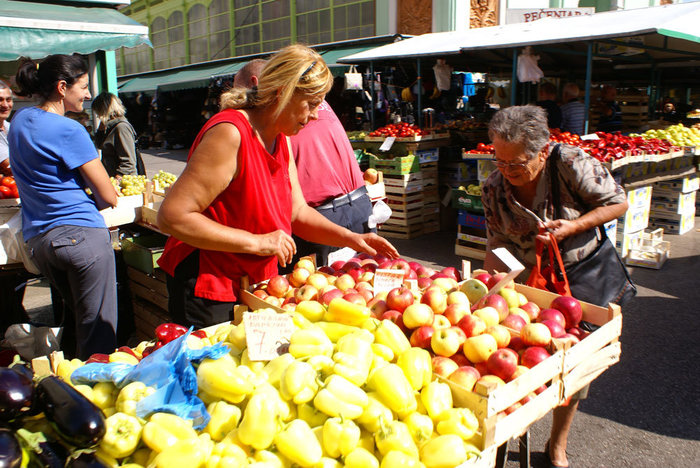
[373,269,405,295]
[243,311,295,361]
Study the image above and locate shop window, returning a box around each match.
[234,0,257,7]
[295,0,372,45]
[262,0,290,21]
[210,30,232,59]
[297,0,330,12]
[188,3,208,63]
[210,0,230,15]
[235,5,259,26]
[167,11,186,66]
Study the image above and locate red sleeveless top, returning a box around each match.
[157,109,292,302]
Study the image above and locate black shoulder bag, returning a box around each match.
[549,145,637,308]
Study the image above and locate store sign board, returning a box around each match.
[243,310,295,361]
[506,8,594,24]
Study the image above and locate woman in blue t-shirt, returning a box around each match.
[9,54,119,359]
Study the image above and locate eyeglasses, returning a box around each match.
[493,159,531,170]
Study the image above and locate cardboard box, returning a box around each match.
[618,204,650,234]
[100,194,143,227]
[121,233,168,274]
[654,174,699,193]
[626,185,653,209]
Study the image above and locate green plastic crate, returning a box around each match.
[121,234,168,274]
[369,154,420,175]
[452,189,484,213]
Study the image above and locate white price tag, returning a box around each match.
[580,133,600,140]
[327,247,357,266]
[243,311,295,361]
[485,248,525,295]
[373,269,405,294]
[379,137,396,152]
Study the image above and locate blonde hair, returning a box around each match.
[92,91,126,124]
[220,44,333,121]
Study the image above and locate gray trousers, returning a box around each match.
[28,225,117,359]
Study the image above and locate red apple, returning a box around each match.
[410,325,435,349]
[408,261,422,272]
[267,275,290,298]
[567,327,588,340]
[520,346,551,369]
[473,272,492,286]
[390,259,412,279]
[474,361,489,376]
[486,348,519,381]
[451,353,470,367]
[431,356,459,379]
[368,298,389,318]
[534,384,548,395]
[343,292,367,307]
[252,289,268,300]
[382,310,408,333]
[334,273,356,292]
[541,319,566,338]
[559,333,581,345]
[415,265,436,278]
[440,266,462,282]
[448,366,481,392]
[487,272,515,290]
[520,323,552,347]
[421,286,448,315]
[520,301,541,321]
[443,303,470,326]
[330,260,346,271]
[508,336,526,353]
[342,261,361,272]
[360,258,378,269]
[417,277,433,290]
[317,265,335,275]
[476,294,509,322]
[537,309,566,329]
[508,365,529,382]
[503,402,522,415]
[550,296,583,329]
[501,314,527,333]
[386,286,414,313]
[320,288,344,306]
[457,314,487,338]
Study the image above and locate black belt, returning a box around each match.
[315,186,368,210]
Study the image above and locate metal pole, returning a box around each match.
[511,49,518,106]
[583,42,593,135]
[417,57,422,126]
[370,61,375,130]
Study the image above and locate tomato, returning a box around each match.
[1,177,15,189]
[0,186,11,199]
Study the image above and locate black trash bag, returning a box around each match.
[1,324,62,361]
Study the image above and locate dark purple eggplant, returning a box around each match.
[64,451,109,468]
[0,367,34,422]
[35,376,105,448]
[0,429,22,468]
[15,428,66,468]
[7,361,33,382]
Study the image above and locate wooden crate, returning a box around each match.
[132,296,171,341]
[127,266,171,341]
[378,222,424,239]
[455,225,487,259]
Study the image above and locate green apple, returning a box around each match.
[460,278,489,304]
[498,288,521,310]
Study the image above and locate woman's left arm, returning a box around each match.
[539,201,628,243]
[287,139,399,259]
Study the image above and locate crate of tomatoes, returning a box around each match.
[366,122,429,141]
[0,175,19,206]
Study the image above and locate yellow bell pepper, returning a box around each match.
[435,408,479,441]
[324,298,371,326]
[273,419,322,467]
[314,321,361,343]
[204,401,242,442]
[289,310,316,330]
[99,412,143,459]
[380,450,425,468]
[206,441,249,468]
[288,328,334,359]
[419,435,474,468]
[294,300,326,322]
[371,343,394,362]
[152,437,208,468]
[226,324,246,351]
[109,351,140,365]
[197,354,255,404]
[73,384,94,401]
[128,447,152,467]
[322,417,360,458]
[372,320,411,356]
[374,419,419,458]
[142,413,198,453]
[307,355,335,380]
[420,381,453,421]
[220,428,251,456]
[356,392,394,433]
[403,412,433,448]
[332,352,370,387]
[358,429,375,453]
[252,449,291,468]
[116,381,156,417]
[55,358,83,383]
[297,402,329,428]
[210,324,235,344]
[367,363,417,418]
[92,381,118,410]
[344,447,379,468]
[280,360,319,404]
[240,348,266,374]
[257,383,295,422]
[238,391,280,450]
[313,375,368,420]
[94,448,120,468]
[397,348,432,391]
[262,353,296,387]
[313,458,343,468]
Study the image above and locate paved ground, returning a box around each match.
[22,148,700,467]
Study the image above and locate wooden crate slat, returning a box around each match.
[130,282,169,312]
[387,199,424,212]
[562,314,622,373]
[127,267,168,297]
[455,242,487,259]
[561,342,621,401]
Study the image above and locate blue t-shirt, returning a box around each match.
[8,107,106,240]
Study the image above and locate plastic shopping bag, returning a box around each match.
[345,65,363,91]
[517,46,544,84]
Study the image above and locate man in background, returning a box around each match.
[559,83,586,135]
[235,60,373,269]
[0,80,14,176]
[596,84,623,133]
[536,81,562,130]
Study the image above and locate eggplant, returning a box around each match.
[35,376,105,448]
[64,451,109,468]
[0,367,34,422]
[15,428,66,468]
[0,429,22,468]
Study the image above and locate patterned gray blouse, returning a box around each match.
[482,144,627,270]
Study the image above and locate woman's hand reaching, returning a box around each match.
[536,219,580,244]
[348,232,399,260]
[256,230,297,268]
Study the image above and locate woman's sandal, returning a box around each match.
[544,439,570,468]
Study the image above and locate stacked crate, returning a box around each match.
[649,174,698,235]
[418,149,440,234]
[616,185,653,258]
[618,93,650,131]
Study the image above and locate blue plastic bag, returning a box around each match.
[70,329,229,429]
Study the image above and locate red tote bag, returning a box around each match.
[526,231,572,297]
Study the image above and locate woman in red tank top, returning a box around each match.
[156,44,398,328]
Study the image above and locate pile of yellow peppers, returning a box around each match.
[65,302,483,468]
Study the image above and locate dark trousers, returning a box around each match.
[284,193,374,272]
[27,225,117,360]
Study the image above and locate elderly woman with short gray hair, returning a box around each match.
[481,105,629,468]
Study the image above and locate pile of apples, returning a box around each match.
[252,256,590,406]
